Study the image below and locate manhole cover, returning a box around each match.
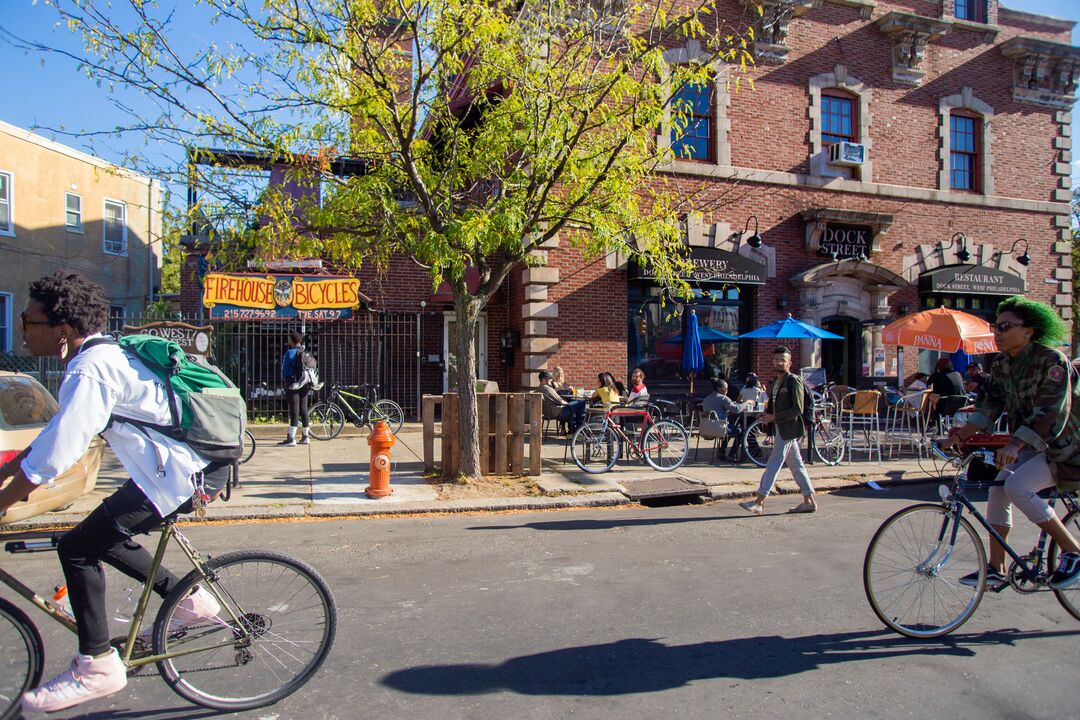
[619,476,709,501]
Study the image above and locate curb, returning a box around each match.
[4,472,947,530]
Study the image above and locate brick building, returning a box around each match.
[0,120,163,354]
[181,0,1077,411]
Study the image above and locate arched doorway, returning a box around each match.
[790,260,908,387]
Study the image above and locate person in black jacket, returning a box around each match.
[928,357,968,421]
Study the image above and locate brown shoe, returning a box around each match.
[787,501,817,514]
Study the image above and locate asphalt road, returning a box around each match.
[4,483,1079,719]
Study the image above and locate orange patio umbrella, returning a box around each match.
[882,307,998,354]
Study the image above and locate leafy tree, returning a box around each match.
[35,0,755,479]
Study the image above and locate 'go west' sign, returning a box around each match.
[202,273,364,320]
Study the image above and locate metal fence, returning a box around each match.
[0,312,422,420]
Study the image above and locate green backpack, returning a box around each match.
[85,335,247,465]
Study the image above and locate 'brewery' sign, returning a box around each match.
[634,247,767,285]
[202,273,364,320]
[919,265,1026,295]
[820,224,873,259]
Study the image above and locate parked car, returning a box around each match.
[0,371,104,525]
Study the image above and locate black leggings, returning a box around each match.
[58,480,183,656]
[287,388,310,428]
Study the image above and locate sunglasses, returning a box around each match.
[20,315,53,332]
[993,321,1023,332]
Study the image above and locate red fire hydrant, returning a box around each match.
[366,420,396,498]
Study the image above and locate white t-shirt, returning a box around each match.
[20,335,208,516]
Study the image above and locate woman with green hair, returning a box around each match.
[944,296,1080,591]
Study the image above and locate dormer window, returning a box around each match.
[670,76,716,163]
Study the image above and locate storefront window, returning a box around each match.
[628,285,749,394]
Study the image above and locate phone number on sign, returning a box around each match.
[213,308,352,320]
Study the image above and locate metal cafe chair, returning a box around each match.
[885,390,928,458]
[840,390,882,463]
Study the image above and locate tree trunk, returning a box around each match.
[453,292,483,479]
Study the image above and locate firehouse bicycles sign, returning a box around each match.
[202,273,366,320]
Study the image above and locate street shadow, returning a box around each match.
[64,705,224,719]
[471,514,745,532]
[381,628,1078,697]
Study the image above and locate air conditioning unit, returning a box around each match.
[828,141,866,167]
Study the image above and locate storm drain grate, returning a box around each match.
[618,476,709,501]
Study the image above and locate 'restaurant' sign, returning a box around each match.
[919,265,1026,295]
[634,247,767,285]
[202,273,363,320]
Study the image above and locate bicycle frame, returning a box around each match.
[931,446,1079,585]
[0,522,253,669]
[329,386,376,426]
[596,405,658,456]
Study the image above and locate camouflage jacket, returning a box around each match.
[969,343,1080,481]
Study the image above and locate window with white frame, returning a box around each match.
[103,199,126,255]
[0,171,12,236]
[0,293,9,353]
[108,305,126,333]
[65,192,83,231]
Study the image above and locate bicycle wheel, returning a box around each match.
[308,402,345,440]
[370,400,404,435]
[571,421,620,474]
[863,504,986,638]
[0,597,44,720]
[642,420,689,471]
[742,419,774,468]
[1048,506,1080,622]
[240,430,256,464]
[154,550,337,711]
[812,416,844,465]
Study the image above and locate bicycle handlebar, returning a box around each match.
[930,440,996,469]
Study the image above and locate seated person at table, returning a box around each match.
[965,363,989,399]
[591,372,621,406]
[738,373,763,404]
[626,368,649,404]
[703,378,737,421]
[904,372,928,392]
[928,357,968,419]
[538,370,586,430]
[552,366,574,395]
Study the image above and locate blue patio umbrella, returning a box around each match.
[681,310,705,395]
[738,314,844,340]
[664,326,740,343]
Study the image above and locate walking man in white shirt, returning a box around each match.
[0,272,221,713]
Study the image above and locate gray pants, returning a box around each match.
[756,432,814,498]
[986,449,1056,527]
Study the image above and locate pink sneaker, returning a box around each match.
[139,585,221,640]
[22,648,127,713]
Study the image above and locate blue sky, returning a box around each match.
[1,0,1077,196]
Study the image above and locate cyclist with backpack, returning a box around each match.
[280,331,320,446]
[0,272,223,713]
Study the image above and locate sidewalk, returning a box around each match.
[7,423,948,528]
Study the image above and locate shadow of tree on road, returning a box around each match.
[381,628,1078,696]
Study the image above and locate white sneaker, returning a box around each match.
[22,648,127,713]
[139,586,221,641]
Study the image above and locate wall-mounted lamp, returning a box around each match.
[734,216,762,248]
[777,296,788,310]
[944,232,970,263]
[419,300,427,309]
[1003,238,1031,267]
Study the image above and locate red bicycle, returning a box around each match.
[570,402,688,473]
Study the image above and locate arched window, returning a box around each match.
[808,66,872,182]
[937,87,993,195]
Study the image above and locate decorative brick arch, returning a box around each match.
[808,65,873,180]
[661,40,731,166]
[938,87,994,194]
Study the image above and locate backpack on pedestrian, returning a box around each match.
[83,335,246,500]
[288,347,323,391]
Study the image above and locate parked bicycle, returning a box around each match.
[570,402,688,473]
[742,399,844,467]
[240,429,256,464]
[308,383,404,439]
[862,440,1080,638]
[0,520,336,716]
